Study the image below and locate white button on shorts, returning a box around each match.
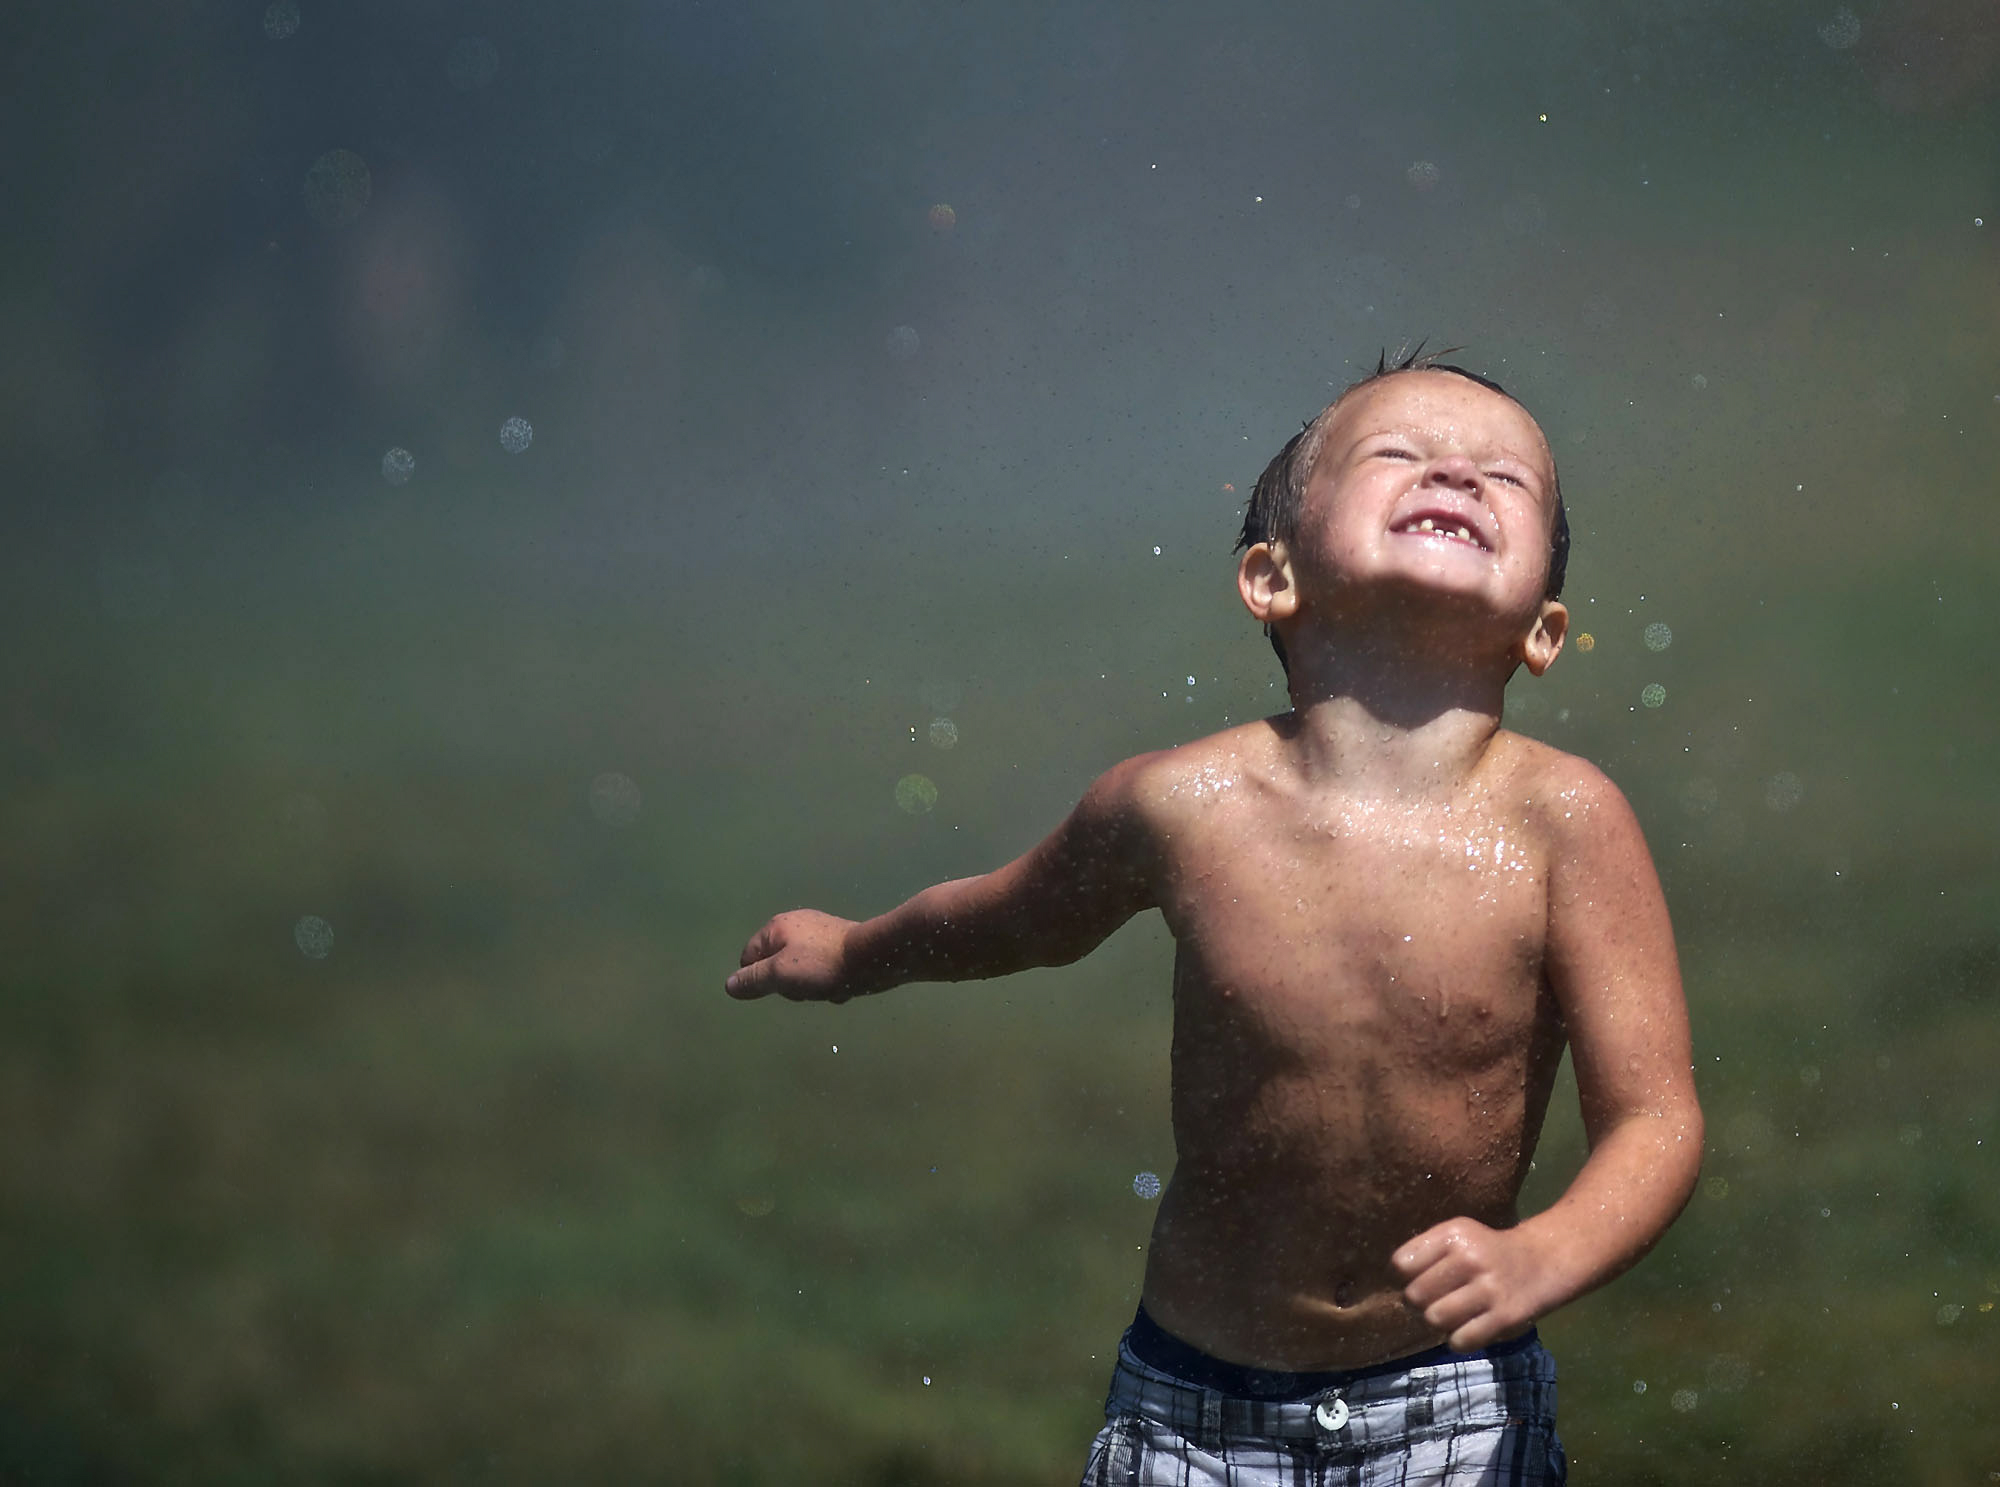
[1314,1395,1350,1431]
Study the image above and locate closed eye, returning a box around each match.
[1487,470,1525,487]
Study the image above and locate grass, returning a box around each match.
[2,643,1997,1484]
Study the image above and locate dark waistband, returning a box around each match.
[1127,1304,1540,1402]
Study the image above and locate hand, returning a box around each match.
[1391,1217,1564,1352]
[725,910,865,1002]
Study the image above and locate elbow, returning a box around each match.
[1033,930,1096,972]
[1669,1101,1705,1208]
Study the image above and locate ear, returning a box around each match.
[1517,599,1568,676]
[1237,541,1301,629]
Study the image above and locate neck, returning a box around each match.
[1279,626,1512,788]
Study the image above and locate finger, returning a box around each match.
[1454,1315,1535,1353]
[1442,1293,1535,1354]
[1399,1250,1475,1310]
[738,919,786,968]
[725,958,775,999]
[1390,1220,1465,1279]
[1444,1312,1511,1354]
[1419,1281,1491,1339]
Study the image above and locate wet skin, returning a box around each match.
[729,371,1702,1370]
[1131,719,1581,1366]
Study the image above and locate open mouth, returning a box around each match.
[1390,513,1490,552]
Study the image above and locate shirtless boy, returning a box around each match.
[727,351,1702,1484]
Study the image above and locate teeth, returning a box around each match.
[1403,517,1480,548]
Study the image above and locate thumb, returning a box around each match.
[726,955,777,999]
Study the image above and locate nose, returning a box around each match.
[1422,453,1482,492]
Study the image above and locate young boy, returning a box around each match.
[727,350,1702,1484]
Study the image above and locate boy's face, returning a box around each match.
[1284,371,1563,643]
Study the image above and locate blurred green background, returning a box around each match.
[4,1,1998,1481]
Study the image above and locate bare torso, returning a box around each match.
[1134,715,1570,1369]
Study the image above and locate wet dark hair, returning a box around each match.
[1234,345,1571,675]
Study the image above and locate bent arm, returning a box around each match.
[1515,769,1703,1302]
[1396,766,1701,1347]
[843,757,1158,992]
[728,756,1160,1001]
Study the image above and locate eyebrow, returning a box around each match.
[1349,425,1538,460]
[1346,427,1553,485]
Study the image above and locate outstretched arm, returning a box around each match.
[1394,765,1703,1349]
[725,756,1159,1003]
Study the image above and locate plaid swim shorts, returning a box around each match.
[1080,1309,1566,1486]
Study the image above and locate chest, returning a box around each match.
[1158,797,1551,1049]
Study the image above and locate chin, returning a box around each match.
[1378,566,1498,607]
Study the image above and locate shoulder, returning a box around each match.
[1111,718,1285,808]
[1082,718,1287,834]
[1491,732,1639,841]
[1504,731,1656,895]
